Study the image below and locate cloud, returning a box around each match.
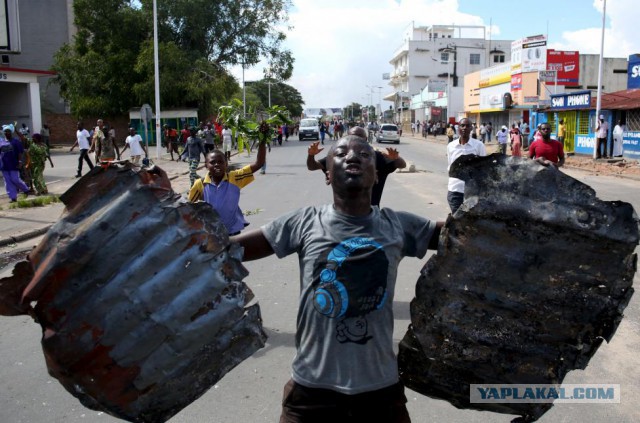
[550,0,638,57]
[233,0,640,113]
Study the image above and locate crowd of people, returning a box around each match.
[0,122,54,202]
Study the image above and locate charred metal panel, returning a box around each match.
[0,163,266,422]
[399,154,638,422]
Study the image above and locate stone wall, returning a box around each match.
[43,114,132,147]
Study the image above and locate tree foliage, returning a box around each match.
[246,79,304,117]
[152,0,294,80]
[51,0,295,118]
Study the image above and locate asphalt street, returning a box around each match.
[1,135,639,422]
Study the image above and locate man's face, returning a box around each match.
[458,119,471,138]
[540,124,552,140]
[206,151,227,179]
[97,119,104,129]
[3,129,11,139]
[328,137,376,192]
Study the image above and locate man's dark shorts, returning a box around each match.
[280,379,410,423]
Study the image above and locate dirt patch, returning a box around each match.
[564,155,640,178]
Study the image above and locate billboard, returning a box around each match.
[512,35,547,74]
[522,35,547,72]
[546,49,580,85]
[0,0,20,53]
[628,54,640,89]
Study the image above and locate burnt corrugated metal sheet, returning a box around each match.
[0,163,266,422]
[399,154,638,422]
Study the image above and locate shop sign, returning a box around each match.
[550,91,591,109]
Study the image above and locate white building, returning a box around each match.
[385,24,513,130]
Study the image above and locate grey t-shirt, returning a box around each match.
[186,136,205,160]
[261,204,435,394]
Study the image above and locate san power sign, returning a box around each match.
[550,91,591,110]
[628,54,640,89]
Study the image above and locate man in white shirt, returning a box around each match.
[446,117,487,214]
[69,121,95,177]
[121,127,147,164]
[596,115,609,159]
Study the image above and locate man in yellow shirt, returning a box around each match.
[557,119,566,148]
[188,141,266,235]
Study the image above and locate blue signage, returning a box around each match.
[629,54,640,89]
[623,131,640,159]
[550,91,591,110]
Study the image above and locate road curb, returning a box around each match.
[0,225,52,247]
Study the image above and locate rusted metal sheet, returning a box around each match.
[399,154,638,422]
[0,163,266,422]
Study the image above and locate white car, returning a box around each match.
[298,118,320,141]
[376,124,400,144]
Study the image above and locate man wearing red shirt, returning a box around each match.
[528,122,565,167]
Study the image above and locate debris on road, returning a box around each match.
[399,154,639,422]
[0,163,266,422]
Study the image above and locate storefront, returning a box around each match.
[0,66,55,134]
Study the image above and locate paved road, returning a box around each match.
[1,136,639,422]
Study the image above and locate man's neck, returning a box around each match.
[333,191,372,217]
[459,136,470,145]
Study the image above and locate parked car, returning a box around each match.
[376,124,400,144]
[298,118,320,141]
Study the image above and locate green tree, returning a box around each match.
[246,79,304,117]
[51,0,294,118]
[152,0,294,80]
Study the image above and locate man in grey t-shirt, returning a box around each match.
[232,135,442,422]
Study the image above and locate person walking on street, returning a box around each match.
[231,134,442,422]
[496,125,509,154]
[121,127,147,165]
[222,125,233,162]
[188,140,267,235]
[183,127,206,187]
[1,124,30,202]
[28,133,53,196]
[163,125,180,161]
[446,117,487,214]
[528,122,565,167]
[95,124,121,163]
[510,124,523,157]
[40,124,51,151]
[69,122,94,178]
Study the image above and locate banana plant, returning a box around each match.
[218,101,292,146]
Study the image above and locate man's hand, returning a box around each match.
[308,141,323,156]
[383,148,400,161]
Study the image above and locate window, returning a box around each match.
[627,108,640,131]
[441,52,449,62]
[577,111,590,135]
[470,53,480,65]
[493,55,505,63]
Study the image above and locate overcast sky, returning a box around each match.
[231,0,638,110]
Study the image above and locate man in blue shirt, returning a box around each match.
[1,124,30,202]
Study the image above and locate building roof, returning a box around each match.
[600,89,640,110]
[0,66,56,76]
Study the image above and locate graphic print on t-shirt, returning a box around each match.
[312,237,389,345]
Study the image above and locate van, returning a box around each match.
[298,119,320,141]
